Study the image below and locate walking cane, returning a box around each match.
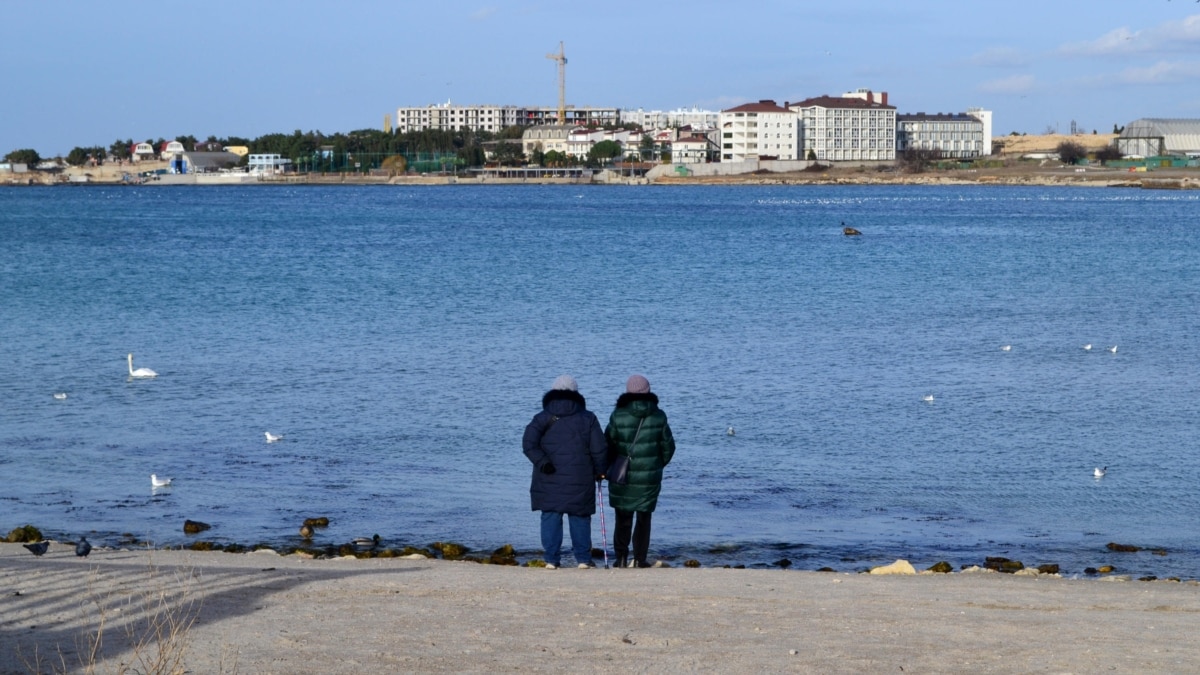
[596,481,610,569]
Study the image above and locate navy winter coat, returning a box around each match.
[523,389,608,516]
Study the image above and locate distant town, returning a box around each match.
[4,83,1199,186]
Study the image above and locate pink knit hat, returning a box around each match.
[626,374,651,394]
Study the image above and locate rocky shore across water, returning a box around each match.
[3,542,1199,673]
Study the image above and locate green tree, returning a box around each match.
[65,146,106,166]
[588,139,623,163]
[110,139,133,161]
[1094,145,1123,166]
[491,141,525,166]
[1056,141,1087,165]
[530,146,546,166]
[4,148,41,165]
[638,134,656,161]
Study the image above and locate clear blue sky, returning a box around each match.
[4,1,1199,156]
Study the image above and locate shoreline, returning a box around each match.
[9,527,1196,582]
[6,159,1199,189]
[4,543,1200,673]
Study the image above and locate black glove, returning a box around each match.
[540,462,557,475]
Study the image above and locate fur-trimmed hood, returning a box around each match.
[615,391,659,411]
[542,388,587,414]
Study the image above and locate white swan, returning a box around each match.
[128,353,157,378]
[151,474,172,487]
[726,427,735,436]
[1082,344,1092,351]
[922,394,935,402]
[265,431,283,443]
[1000,345,1012,352]
[53,392,68,400]
[1108,345,1118,353]
[1094,466,1106,478]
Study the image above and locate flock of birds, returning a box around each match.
[51,352,287,492]
[918,343,1118,481]
[21,537,91,558]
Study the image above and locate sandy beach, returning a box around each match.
[3,543,1199,673]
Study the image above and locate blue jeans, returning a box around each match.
[540,511,592,566]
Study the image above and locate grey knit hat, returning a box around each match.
[551,374,578,391]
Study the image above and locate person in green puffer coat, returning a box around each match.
[605,374,676,569]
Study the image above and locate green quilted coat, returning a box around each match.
[606,392,676,513]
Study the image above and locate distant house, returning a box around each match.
[522,124,575,157]
[175,151,241,174]
[247,153,292,174]
[671,135,717,164]
[132,142,157,162]
[0,162,29,173]
[161,141,186,161]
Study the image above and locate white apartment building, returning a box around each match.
[896,109,992,158]
[396,101,620,134]
[620,107,720,130]
[718,100,801,162]
[790,89,896,161]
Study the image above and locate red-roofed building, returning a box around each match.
[671,135,717,164]
[718,100,800,162]
[789,89,896,161]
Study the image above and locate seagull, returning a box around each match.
[1094,466,1107,478]
[23,541,49,556]
[1082,344,1092,351]
[922,394,935,402]
[75,537,92,558]
[1108,345,1118,353]
[53,392,68,400]
[1000,345,1012,352]
[151,474,173,488]
[265,431,283,443]
[726,426,736,436]
[127,353,157,378]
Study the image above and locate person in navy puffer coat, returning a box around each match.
[523,374,608,568]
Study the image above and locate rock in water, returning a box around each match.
[183,519,212,534]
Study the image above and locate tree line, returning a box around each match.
[4,125,530,169]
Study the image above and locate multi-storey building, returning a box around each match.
[789,89,896,161]
[718,100,801,162]
[896,109,992,158]
[396,101,620,134]
[620,107,721,131]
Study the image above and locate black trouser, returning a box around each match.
[613,509,652,565]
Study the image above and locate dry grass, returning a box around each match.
[18,556,238,674]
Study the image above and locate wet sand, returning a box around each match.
[3,543,1199,673]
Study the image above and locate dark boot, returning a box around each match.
[633,559,652,568]
[615,552,628,569]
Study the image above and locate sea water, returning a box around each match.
[2,184,1198,577]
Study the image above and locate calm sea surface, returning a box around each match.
[2,184,1198,576]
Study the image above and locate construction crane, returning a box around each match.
[545,41,567,125]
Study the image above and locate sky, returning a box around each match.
[4,1,1200,156]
